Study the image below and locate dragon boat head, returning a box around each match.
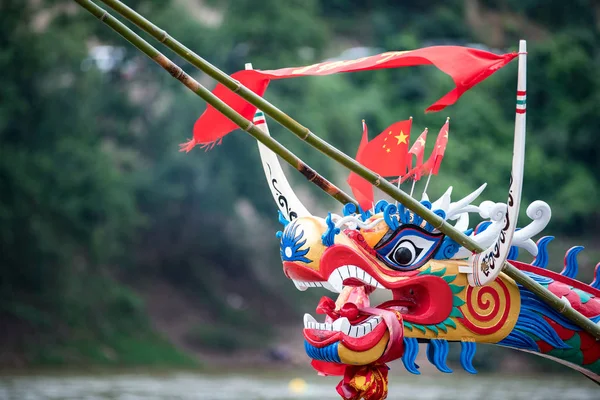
[277,185,551,374]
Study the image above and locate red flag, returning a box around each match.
[421,119,450,176]
[183,46,517,150]
[358,119,412,177]
[347,120,374,211]
[407,128,428,181]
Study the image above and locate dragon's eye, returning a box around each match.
[388,239,422,266]
[375,227,443,270]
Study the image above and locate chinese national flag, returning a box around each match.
[347,121,374,210]
[358,119,412,177]
[422,119,449,176]
[407,128,428,181]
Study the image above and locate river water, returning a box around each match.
[0,369,597,399]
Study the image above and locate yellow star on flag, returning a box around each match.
[443,130,449,138]
[386,148,391,153]
[394,130,408,145]
[418,137,426,146]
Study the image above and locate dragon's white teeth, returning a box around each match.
[332,317,351,333]
[327,272,345,293]
[326,266,383,291]
[292,280,328,291]
[348,265,358,278]
[304,313,317,327]
[293,267,384,294]
[346,316,383,338]
[339,266,351,280]
[293,280,307,291]
[303,315,383,337]
[322,281,337,293]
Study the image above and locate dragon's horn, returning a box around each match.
[245,63,311,221]
[467,40,528,287]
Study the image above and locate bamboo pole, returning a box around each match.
[72,0,356,208]
[79,0,600,340]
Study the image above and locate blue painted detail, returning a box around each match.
[561,246,584,279]
[519,289,581,331]
[383,204,400,230]
[374,200,389,214]
[304,341,341,363]
[397,204,411,225]
[342,203,359,217]
[516,312,571,349]
[322,213,340,247]
[592,315,600,324]
[521,270,554,285]
[342,203,371,221]
[507,246,519,261]
[499,283,582,352]
[426,339,452,373]
[434,236,461,260]
[475,221,491,234]
[591,264,600,290]
[375,226,444,270]
[424,208,446,232]
[276,211,290,239]
[499,329,539,351]
[280,221,312,263]
[434,209,446,221]
[412,212,423,227]
[420,200,432,210]
[401,337,421,375]
[460,341,477,374]
[464,228,474,236]
[532,236,554,268]
[278,210,290,227]
[360,208,372,221]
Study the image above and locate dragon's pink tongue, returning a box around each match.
[333,286,402,359]
[335,286,370,310]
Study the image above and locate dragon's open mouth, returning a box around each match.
[286,256,454,365]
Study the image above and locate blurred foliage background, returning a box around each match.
[0,0,598,373]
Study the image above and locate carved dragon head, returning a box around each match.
[277,186,554,373]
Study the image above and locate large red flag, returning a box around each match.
[347,120,374,211]
[182,46,517,151]
[359,119,412,177]
[421,119,450,176]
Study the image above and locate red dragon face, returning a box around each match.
[278,211,519,372]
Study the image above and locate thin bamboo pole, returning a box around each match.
[72,0,356,208]
[80,0,600,340]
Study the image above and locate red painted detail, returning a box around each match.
[311,359,346,376]
[466,285,500,322]
[517,90,526,96]
[344,230,377,256]
[320,244,421,284]
[282,261,324,281]
[546,281,600,318]
[457,279,511,335]
[579,298,600,317]
[581,332,600,365]
[580,330,597,351]
[390,276,454,325]
[537,340,554,354]
[516,108,526,114]
[511,261,600,297]
[544,316,575,341]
